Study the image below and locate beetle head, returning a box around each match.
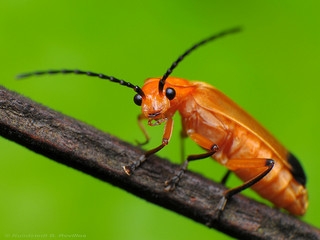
[133,78,177,126]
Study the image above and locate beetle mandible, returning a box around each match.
[18,27,308,216]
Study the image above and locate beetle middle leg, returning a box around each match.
[165,132,220,191]
[164,144,219,191]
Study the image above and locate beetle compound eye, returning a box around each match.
[133,94,143,106]
[165,88,176,100]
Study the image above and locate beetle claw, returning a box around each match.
[164,175,180,191]
[217,196,227,211]
[164,168,185,191]
[135,139,148,147]
[213,196,228,220]
[123,155,146,175]
[164,181,175,192]
[123,165,134,175]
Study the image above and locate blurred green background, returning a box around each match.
[1,1,319,239]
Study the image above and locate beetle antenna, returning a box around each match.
[158,27,242,93]
[17,69,145,97]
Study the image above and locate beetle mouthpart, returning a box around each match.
[148,118,167,126]
[148,112,161,118]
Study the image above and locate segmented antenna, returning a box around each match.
[158,27,242,93]
[17,69,145,97]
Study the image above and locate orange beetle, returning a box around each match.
[18,27,308,215]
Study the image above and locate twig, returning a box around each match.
[0,85,319,240]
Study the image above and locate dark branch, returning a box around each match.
[0,85,319,240]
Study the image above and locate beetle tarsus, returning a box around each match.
[164,169,185,191]
[135,138,149,147]
[213,195,228,220]
[123,155,146,175]
[217,196,228,212]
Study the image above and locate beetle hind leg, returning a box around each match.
[220,170,232,185]
[216,158,275,216]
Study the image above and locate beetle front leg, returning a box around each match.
[123,117,174,175]
[135,113,150,146]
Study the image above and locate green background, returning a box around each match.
[1,1,319,239]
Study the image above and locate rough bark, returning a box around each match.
[0,86,319,240]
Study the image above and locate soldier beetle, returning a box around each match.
[18,27,308,216]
